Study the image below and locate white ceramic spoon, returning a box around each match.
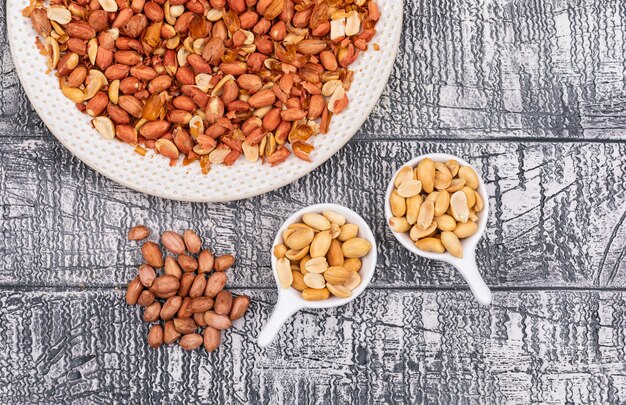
[384,153,492,306]
[257,203,378,348]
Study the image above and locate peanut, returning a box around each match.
[214,290,233,315]
[25,0,380,168]
[394,165,415,188]
[123,227,248,352]
[337,223,359,242]
[343,258,362,273]
[450,191,470,223]
[179,333,203,350]
[416,200,435,230]
[125,276,143,305]
[302,213,331,231]
[458,166,480,189]
[415,237,445,254]
[341,238,372,259]
[291,271,307,291]
[435,215,457,232]
[141,241,163,268]
[148,324,164,348]
[229,295,250,321]
[138,264,157,287]
[390,190,406,218]
[304,257,329,274]
[303,273,326,289]
[390,159,484,257]
[203,327,221,352]
[323,211,346,226]
[273,210,371,301]
[344,272,362,291]
[327,283,352,298]
[434,190,450,217]
[164,256,182,279]
[214,254,235,271]
[323,266,351,285]
[302,287,330,301]
[416,158,435,194]
[198,250,215,273]
[441,231,463,258]
[143,301,161,322]
[406,194,422,225]
[161,231,185,254]
[128,225,150,240]
[309,230,332,258]
[410,222,437,241]
[326,239,344,267]
[389,217,411,233]
[397,180,422,198]
[454,221,478,239]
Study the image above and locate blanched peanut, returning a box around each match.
[390,159,484,258]
[441,231,463,258]
[415,237,445,254]
[273,210,372,302]
[454,221,478,238]
[302,287,330,301]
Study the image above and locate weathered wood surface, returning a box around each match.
[2,0,626,141]
[1,289,625,404]
[1,0,626,403]
[2,139,626,289]
[0,141,626,287]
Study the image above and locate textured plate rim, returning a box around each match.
[8,1,403,202]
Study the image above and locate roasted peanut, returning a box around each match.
[25,0,380,168]
[390,159,484,257]
[274,210,372,302]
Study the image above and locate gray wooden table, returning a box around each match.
[2,0,626,403]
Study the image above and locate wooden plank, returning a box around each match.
[2,0,626,141]
[0,1,49,137]
[0,288,623,404]
[1,139,625,289]
[365,0,626,140]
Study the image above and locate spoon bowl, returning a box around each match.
[257,203,377,348]
[384,153,492,305]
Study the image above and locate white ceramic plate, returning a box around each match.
[7,1,403,202]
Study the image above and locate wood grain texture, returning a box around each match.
[1,139,625,289]
[0,289,625,404]
[362,0,626,141]
[1,0,626,403]
[1,0,626,141]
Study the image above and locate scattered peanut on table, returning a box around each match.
[273,210,371,300]
[388,159,484,258]
[125,226,250,352]
[23,0,381,172]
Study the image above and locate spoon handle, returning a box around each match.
[257,295,301,348]
[455,251,492,306]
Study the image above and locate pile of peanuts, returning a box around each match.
[125,225,250,351]
[388,158,484,258]
[24,0,380,171]
[273,210,371,300]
